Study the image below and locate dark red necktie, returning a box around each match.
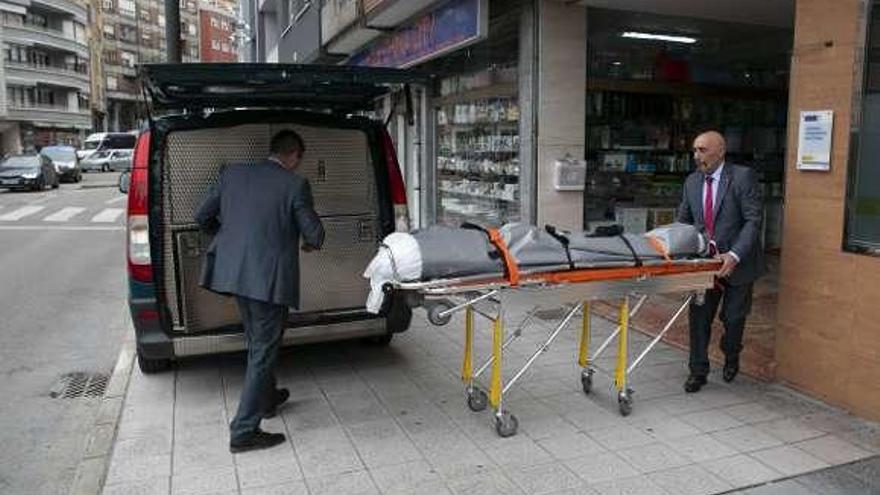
[704,176,715,240]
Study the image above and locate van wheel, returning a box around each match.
[137,352,172,374]
[385,292,413,334]
[365,333,394,346]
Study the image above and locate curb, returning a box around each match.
[78,184,118,190]
[68,341,135,495]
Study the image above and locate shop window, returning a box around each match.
[846,1,880,252]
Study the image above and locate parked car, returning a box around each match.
[0,154,60,191]
[126,63,423,372]
[40,145,82,183]
[81,149,133,172]
[77,132,137,160]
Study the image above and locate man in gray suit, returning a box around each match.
[677,131,763,393]
[195,130,325,452]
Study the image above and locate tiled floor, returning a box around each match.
[102,306,879,495]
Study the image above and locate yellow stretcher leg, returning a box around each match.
[461,306,474,383]
[489,316,503,409]
[578,301,591,368]
[614,298,629,391]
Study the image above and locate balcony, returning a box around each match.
[4,62,90,92]
[7,104,91,129]
[2,23,89,57]
[31,0,87,22]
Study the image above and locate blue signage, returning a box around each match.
[348,0,487,68]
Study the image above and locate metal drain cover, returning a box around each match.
[534,308,570,321]
[50,372,109,399]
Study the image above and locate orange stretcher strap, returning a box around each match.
[486,228,521,286]
[645,234,673,263]
[525,260,721,285]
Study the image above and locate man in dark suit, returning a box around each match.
[195,130,325,452]
[677,131,764,393]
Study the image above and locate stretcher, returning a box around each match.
[386,227,722,437]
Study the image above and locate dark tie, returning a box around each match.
[704,176,715,240]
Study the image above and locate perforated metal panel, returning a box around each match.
[160,122,381,334]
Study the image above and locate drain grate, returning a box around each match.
[534,307,570,321]
[50,372,110,399]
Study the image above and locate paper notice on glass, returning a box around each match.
[797,110,834,171]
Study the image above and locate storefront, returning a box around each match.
[319,0,880,421]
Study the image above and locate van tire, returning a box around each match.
[138,353,172,374]
[385,292,412,334]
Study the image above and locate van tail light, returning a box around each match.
[380,129,409,232]
[127,131,152,283]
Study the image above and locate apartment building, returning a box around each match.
[0,0,91,154]
[199,4,236,62]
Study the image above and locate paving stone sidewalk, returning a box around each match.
[101,307,880,495]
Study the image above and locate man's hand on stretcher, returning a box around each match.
[715,252,738,278]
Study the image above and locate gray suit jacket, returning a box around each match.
[195,160,325,308]
[676,163,764,286]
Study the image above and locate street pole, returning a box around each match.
[165,0,181,62]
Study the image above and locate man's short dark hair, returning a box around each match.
[270,130,305,156]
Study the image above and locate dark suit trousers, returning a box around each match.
[230,296,287,442]
[688,281,753,377]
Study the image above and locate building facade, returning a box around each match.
[199,4,236,62]
[0,0,91,154]
[248,0,880,422]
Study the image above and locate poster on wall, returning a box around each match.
[796,110,834,171]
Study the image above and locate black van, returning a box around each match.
[126,64,425,372]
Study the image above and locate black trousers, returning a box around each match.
[688,281,753,377]
[229,296,287,442]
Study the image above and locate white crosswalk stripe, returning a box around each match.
[90,208,125,223]
[105,195,128,205]
[43,207,86,222]
[0,206,45,221]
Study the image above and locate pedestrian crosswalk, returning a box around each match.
[0,204,126,224]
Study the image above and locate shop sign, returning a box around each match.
[348,0,488,68]
[797,110,834,171]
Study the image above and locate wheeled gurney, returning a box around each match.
[365,223,722,437]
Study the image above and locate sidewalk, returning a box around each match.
[100,307,880,495]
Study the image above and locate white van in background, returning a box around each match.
[77,132,138,160]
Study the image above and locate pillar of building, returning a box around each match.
[534,1,587,231]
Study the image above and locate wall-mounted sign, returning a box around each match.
[348,0,488,68]
[797,110,834,171]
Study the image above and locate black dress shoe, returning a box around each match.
[684,374,708,393]
[723,360,740,383]
[229,429,286,453]
[263,388,290,419]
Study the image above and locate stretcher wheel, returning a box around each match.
[494,411,518,438]
[466,387,488,412]
[580,370,593,395]
[428,303,453,326]
[618,390,633,417]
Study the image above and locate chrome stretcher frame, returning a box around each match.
[392,257,721,438]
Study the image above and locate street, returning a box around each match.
[0,172,129,494]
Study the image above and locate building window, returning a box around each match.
[3,12,24,26]
[121,51,137,68]
[189,23,197,35]
[102,0,114,11]
[106,76,118,91]
[103,24,116,39]
[211,39,220,50]
[210,17,218,28]
[221,19,229,30]
[118,0,135,17]
[846,0,880,252]
[221,42,229,53]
